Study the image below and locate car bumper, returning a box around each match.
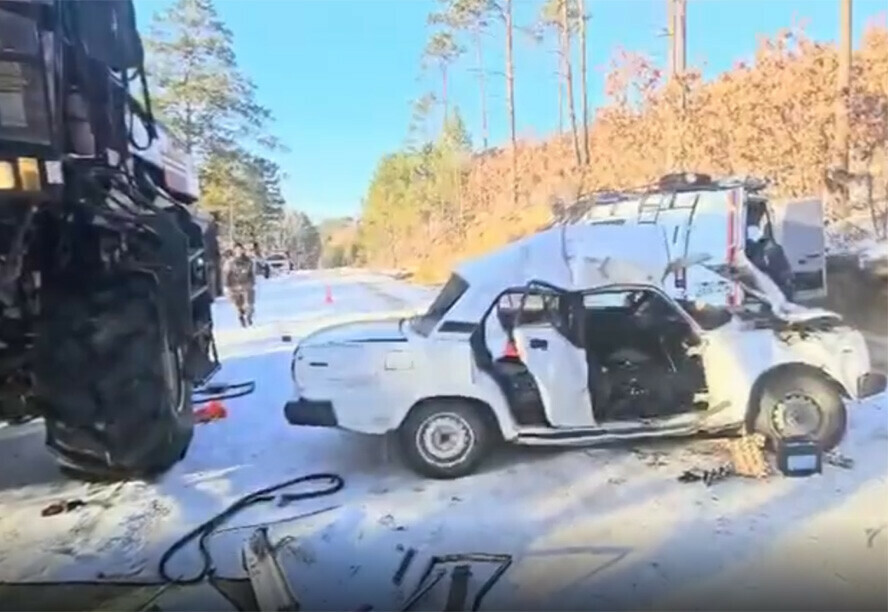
[857,372,887,399]
[284,398,338,427]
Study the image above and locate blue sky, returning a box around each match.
[134,0,886,222]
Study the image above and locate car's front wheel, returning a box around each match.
[399,399,494,479]
[753,368,847,451]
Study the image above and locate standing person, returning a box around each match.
[223,242,256,327]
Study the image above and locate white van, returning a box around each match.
[556,173,827,306]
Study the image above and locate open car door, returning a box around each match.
[770,197,827,300]
[506,285,594,429]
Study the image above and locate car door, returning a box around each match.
[508,287,594,429]
[769,197,827,300]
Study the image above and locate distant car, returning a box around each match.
[266,253,290,275]
[284,224,884,479]
[250,255,270,279]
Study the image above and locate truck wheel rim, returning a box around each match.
[161,340,186,416]
[772,393,822,438]
[416,413,473,467]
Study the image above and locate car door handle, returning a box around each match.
[529,338,548,350]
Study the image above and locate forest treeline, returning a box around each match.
[357,0,888,281]
[144,0,888,278]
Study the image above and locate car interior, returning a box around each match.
[482,287,708,427]
[581,289,707,422]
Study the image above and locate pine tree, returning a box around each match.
[144,0,286,246]
[144,0,273,157]
[422,31,464,123]
[430,0,491,150]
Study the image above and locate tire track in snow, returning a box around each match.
[357,279,412,310]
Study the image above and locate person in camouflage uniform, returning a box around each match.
[223,242,256,327]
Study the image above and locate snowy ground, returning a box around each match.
[0,270,885,610]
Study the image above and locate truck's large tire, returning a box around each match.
[33,275,194,479]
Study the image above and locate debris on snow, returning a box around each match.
[866,524,886,548]
[677,465,734,486]
[392,547,417,585]
[825,451,855,470]
[725,434,771,479]
[40,499,87,517]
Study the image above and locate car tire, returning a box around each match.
[33,275,194,480]
[753,368,847,451]
[399,399,493,479]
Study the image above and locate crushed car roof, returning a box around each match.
[456,224,672,288]
[446,222,842,326]
[448,224,674,322]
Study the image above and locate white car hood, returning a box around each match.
[299,317,406,347]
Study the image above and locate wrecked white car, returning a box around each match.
[284,224,885,478]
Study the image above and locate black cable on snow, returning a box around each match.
[158,472,345,585]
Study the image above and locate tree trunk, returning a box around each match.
[441,66,449,122]
[504,0,518,206]
[561,0,581,166]
[558,72,564,133]
[474,29,489,150]
[834,0,852,214]
[578,0,590,164]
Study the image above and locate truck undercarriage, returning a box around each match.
[0,0,218,478]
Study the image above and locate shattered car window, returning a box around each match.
[497,291,559,328]
[409,274,469,336]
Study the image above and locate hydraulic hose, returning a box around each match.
[158,472,345,585]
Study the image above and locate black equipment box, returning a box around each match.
[775,436,822,477]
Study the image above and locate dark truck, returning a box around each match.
[0,0,219,478]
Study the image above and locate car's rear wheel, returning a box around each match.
[399,399,493,479]
[753,368,847,451]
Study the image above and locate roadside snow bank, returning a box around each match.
[826,213,887,257]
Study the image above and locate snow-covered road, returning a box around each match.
[0,271,434,584]
[0,270,885,611]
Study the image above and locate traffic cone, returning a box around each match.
[503,338,520,359]
[324,285,334,305]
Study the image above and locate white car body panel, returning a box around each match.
[513,324,594,428]
[286,223,877,446]
[697,319,871,430]
[293,317,519,438]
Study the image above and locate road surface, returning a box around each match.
[0,270,885,611]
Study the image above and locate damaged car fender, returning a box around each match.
[698,318,873,432]
[395,338,520,441]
